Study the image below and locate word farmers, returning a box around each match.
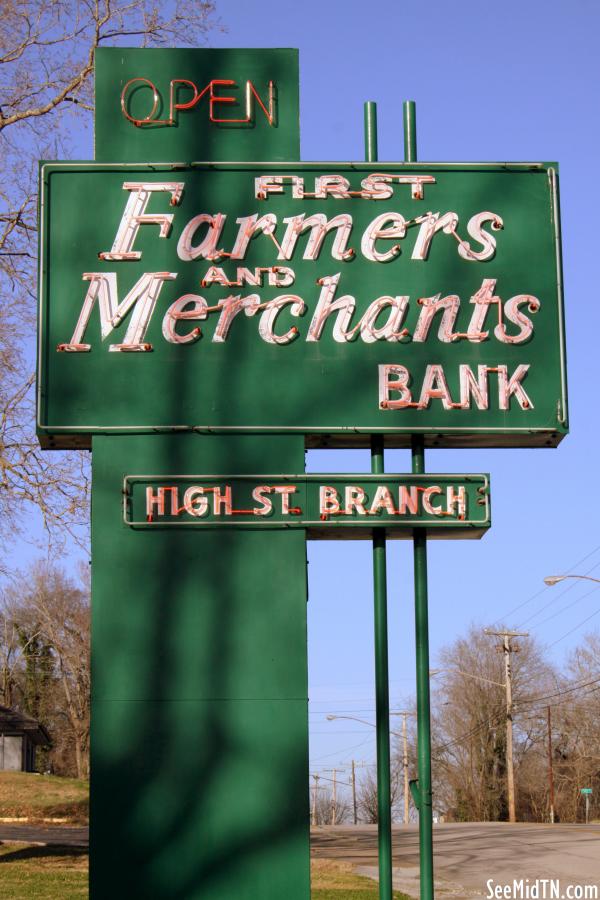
[95,181,503,264]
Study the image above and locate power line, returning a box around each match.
[311,730,369,735]
[432,706,507,756]
[513,674,600,708]
[309,773,352,788]
[433,675,600,757]
[309,701,401,706]
[547,607,600,648]
[309,697,408,715]
[493,542,600,624]
[310,736,374,763]
[520,582,600,630]
[515,683,600,713]
[309,704,413,714]
[517,562,600,628]
[309,708,379,714]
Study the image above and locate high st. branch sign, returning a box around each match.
[37,161,567,449]
[124,473,490,538]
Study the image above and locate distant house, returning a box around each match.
[0,705,51,772]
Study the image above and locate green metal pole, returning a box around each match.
[365,100,393,900]
[405,99,435,900]
[403,100,417,163]
[411,437,434,900]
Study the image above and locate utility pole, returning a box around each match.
[311,774,320,827]
[484,629,528,823]
[320,768,342,825]
[332,768,337,825]
[348,759,369,825]
[392,711,413,825]
[402,713,410,825]
[547,706,555,824]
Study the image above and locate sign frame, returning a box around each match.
[37,160,568,450]
[123,472,491,539]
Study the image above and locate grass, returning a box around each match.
[0,772,88,823]
[311,859,411,899]
[0,844,88,899]
[0,851,411,899]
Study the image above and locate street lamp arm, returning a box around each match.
[326,714,402,738]
[544,574,600,586]
[430,667,505,688]
[326,714,375,729]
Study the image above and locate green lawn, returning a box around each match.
[0,844,88,899]
[311,859,410,899]
[0,771,88,823]
[314,893,409,899]
[0,845,410,899]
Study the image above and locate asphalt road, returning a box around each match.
[1,820,598,899]
[312,823,600,899]
[0,823,88,847]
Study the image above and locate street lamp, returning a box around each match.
[325,714,409,824]
[544,574,600,586]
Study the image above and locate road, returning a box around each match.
[1,820,598,898]
[0,823,88,847]
[312,823,600,899]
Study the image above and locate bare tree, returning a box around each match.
[428,626,556,822]
[311,782,350,826]
[554,632,600,821]
[0,612,24,708]
[355,765,401,824]
[0,0,218,570]
[2,562,91,777]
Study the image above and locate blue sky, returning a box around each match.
[15,1,600,791]
[206,0,600,777]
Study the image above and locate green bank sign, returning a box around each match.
[124,473,490,538]
[38,161,567,448]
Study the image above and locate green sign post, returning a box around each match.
[581,788,593,824]
[36,46,567,900]
[90,48,313,900]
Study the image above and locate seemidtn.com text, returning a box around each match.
[487,881,598,900]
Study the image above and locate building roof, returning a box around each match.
[0,705,51,746]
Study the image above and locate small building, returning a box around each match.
[0,705,51,772]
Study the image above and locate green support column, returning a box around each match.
[405,100,435,900]
[412,437,434,900]
[91,434,309,899]
[88,49,309,900]
[371,438,393,900]
[365,100,393,900]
